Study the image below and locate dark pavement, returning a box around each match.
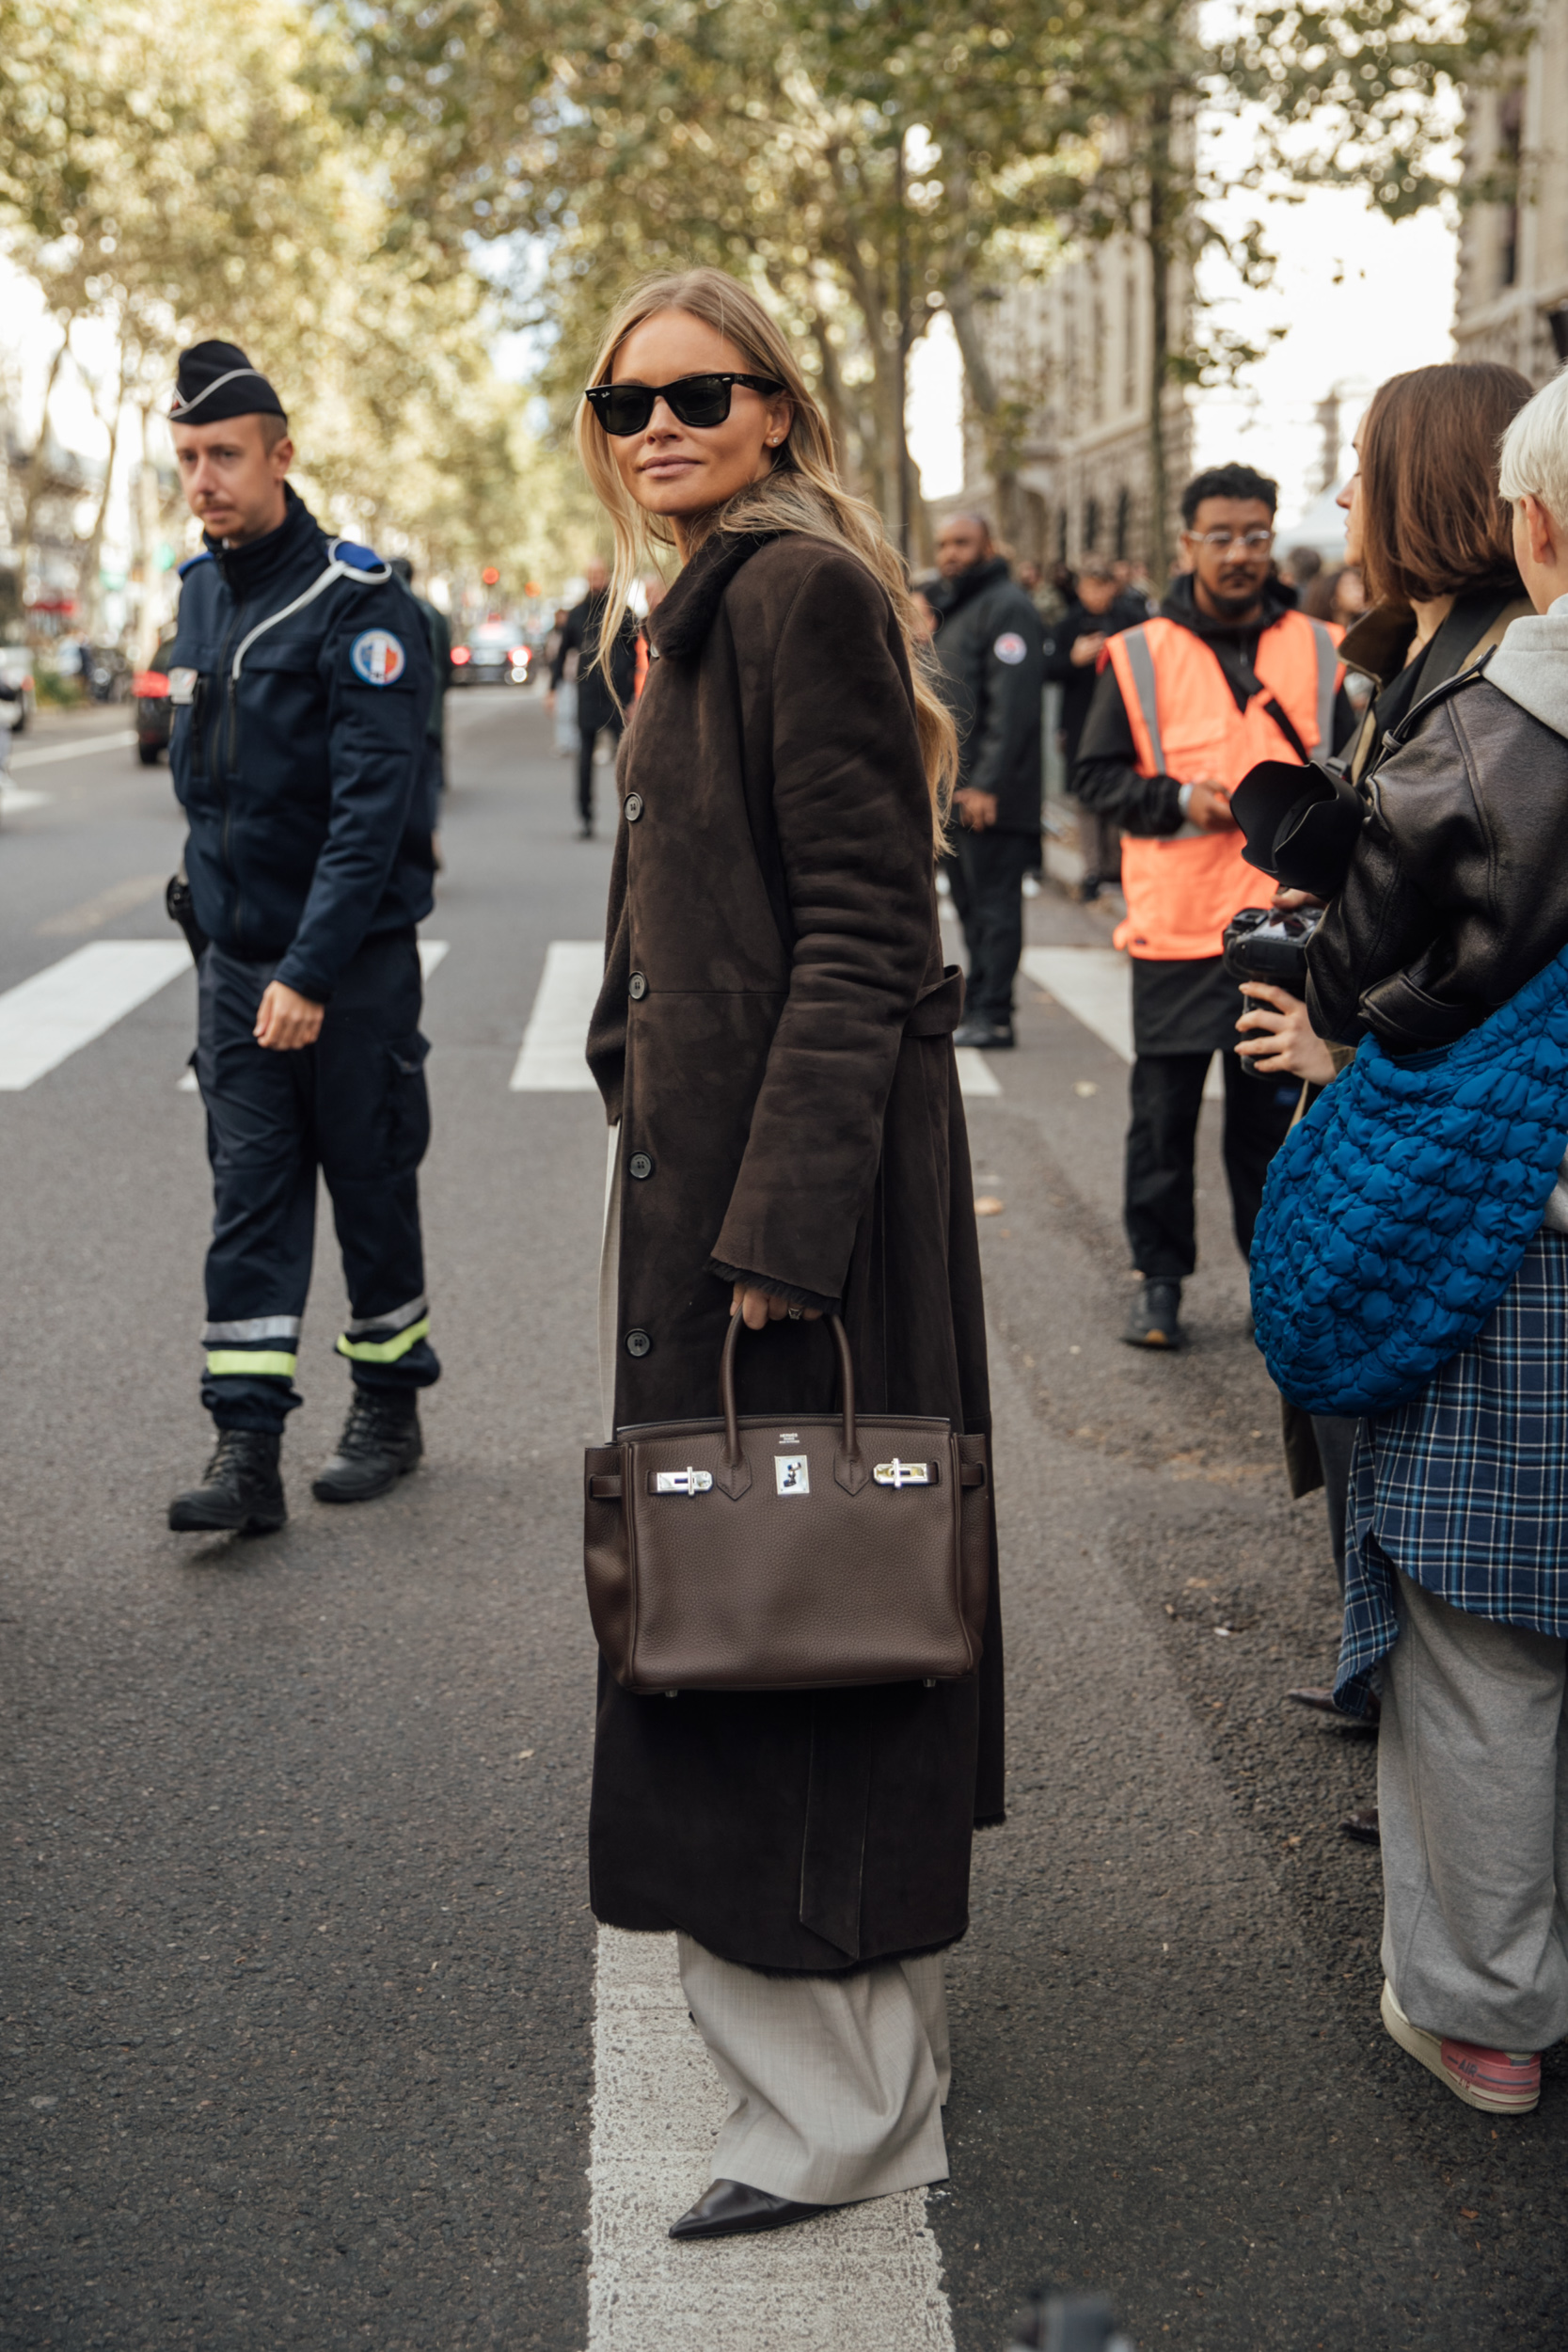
[2,696,1564,2349]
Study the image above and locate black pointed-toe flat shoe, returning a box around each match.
[668,2179,832,2241]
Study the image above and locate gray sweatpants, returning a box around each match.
[1380,1570,1568,2052]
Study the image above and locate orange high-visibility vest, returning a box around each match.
[1104,611,1342,960]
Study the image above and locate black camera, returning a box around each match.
[1222,904,1323,1081]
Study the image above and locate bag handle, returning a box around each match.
[717,1311,868,1499]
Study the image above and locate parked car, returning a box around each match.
[450,618,531,687]
[85,645,134,704]
[134,638,178,765]
[0,646,36,733]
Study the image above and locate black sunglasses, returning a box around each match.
[583,372,784,436]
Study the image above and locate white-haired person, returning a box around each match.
[1303,362,1568,2114]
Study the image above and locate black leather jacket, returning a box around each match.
[1307,668,1568,1055]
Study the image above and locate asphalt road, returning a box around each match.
[3,693,1565,2350]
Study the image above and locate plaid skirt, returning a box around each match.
[1334,1232,1568,1715]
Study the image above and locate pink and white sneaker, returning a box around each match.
[1381,1981,1541,2114]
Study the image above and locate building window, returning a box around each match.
[1056,508,1069,564]
[1123,260,1138,412]
[1084,496,1101,553]
[1115,487,1132,559]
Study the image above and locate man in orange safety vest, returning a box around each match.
[1073,462,1354,1352]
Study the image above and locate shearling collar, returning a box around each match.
[647,530,778,660]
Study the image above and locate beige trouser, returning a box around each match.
[1380,1570,1568,2053]
[677,1935,951,2204]
[598,1125,952,2205]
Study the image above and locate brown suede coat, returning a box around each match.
[585,527,1004,1975]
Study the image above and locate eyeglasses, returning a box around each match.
[1185,528,1275,552]
[582,373,784,437]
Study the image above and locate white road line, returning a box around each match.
[588,1928,954,2352]
[10,729,136,771]
[510,940,602,1091]
[0,941,191,1091]
[1,783,52,814]
[176,938,451,1088]
[1022,944,1223,1103]
[954,1046,1001,1100]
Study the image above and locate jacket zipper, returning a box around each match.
[212,595,248,943]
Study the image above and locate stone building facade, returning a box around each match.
[1453,2,1568,385]
[941,233,1192,570]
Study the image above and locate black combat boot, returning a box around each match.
[311,1388,422,1505]
[168,1429,287,1534]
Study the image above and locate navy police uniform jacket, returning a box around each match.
[168,486,435,1002]
[927,554,1045,834]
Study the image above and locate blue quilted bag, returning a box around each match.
[1250,945,1568,1414]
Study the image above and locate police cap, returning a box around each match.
[170,341,287,425]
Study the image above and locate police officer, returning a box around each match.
[927,513,1045,1050]
[162,341,439,1534]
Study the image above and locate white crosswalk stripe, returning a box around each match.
[1022,944,1223,1102]
[175,937,451,1088]
[510,940,603,1091]
[9,728,136,771]
[512,940,1001,1101]
[588,1929,953,2352]
[0,941,191,1091]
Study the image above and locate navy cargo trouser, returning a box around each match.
[195,930,440,1433]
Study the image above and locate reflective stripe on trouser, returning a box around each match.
[195,932,439,1432]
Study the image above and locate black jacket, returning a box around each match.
[928,556,1044,833]
[549,589,640,733]
[168,487,434,1003]
[1307,664,1568,1057]
[1042,591,1150,769]
[1073,574,1357,832]
[1335,580,1531,785]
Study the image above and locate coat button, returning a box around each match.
[627,1152,654,1181]
[625,1327,652,1358]
[624,792,644,822]
[628,972,648,1001]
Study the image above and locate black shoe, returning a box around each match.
[954,1018,1015,1050]
[311,1390,422,1505]
[1122,1278,1186,1350]
[168,1429,286,1534]
[578,821,594,840]
[1340,1804,1381,1845]
[669,2179,831,2241]
[1077,877,1103,904]
[1288,1685,1382,1726]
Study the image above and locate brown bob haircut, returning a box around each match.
[1357,361,1533,608]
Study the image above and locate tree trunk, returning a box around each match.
[77,334,130,641]
[18,320,78,647]
[943,263,1019,546]
[1145,84,1175,584]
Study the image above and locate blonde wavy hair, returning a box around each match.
[574,266,957,842]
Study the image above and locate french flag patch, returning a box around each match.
[349,629,406,686]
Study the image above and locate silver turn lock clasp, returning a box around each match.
[873,1458,932,1487]
[655,1467,713,1496]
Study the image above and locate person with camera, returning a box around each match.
[1072,462,1354,1352]
[1284,366,1568,2115]
[577,267,1002,2238]
[1243,363,1537,1795]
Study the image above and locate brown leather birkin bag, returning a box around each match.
[583,1312,991,1693]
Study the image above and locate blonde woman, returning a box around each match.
[578,268,1004,2239]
